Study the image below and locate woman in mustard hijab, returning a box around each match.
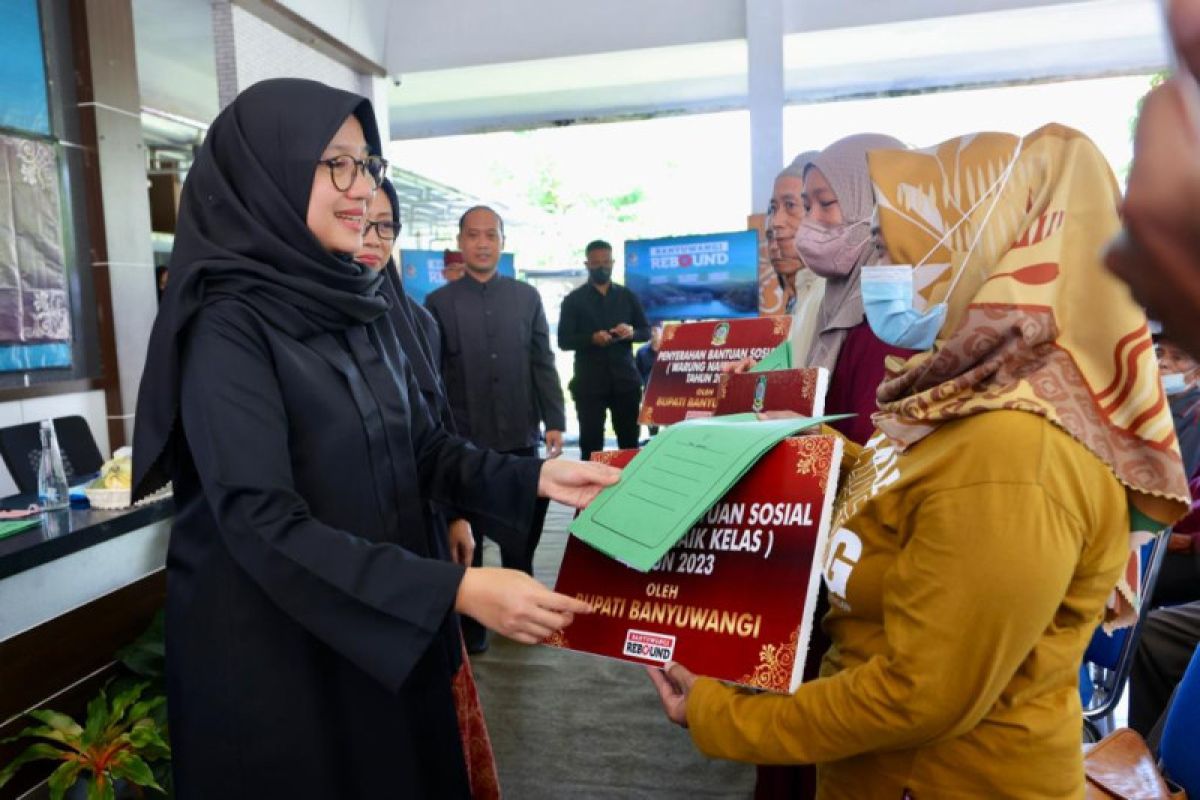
[649,125,1190,799]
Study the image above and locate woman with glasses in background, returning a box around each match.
[355,180,500,795]
[132,78,617,799]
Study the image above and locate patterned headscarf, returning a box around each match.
[860,124,1190,626]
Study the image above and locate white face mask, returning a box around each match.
[862,138,1024,351]
[1163,372,1189,395]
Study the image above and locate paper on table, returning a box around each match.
[750,340,792,372]
[569,413,838,571]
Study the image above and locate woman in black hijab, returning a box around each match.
[358,180,477,562]
[356,180,499,793]
[133,78,616,798]
[362,181,453,426]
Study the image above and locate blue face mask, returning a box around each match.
[1162,372,1189,395]
[861,265,947,350]
[862,138,1025,353]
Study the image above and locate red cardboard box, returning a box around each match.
[547,434,841,693]
[639,317,792,426]
[715,368,828,418]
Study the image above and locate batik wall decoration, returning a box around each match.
[0,134,71,371]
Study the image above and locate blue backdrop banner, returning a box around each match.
[397,251,516,304]
[624,231,759,324]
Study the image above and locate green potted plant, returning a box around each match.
[0,680,170,800]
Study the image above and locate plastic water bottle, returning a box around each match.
[37,420,69,510]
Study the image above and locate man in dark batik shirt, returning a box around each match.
[426,206,566,651]
[558,239,650,462]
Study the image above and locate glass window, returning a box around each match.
[0,0,70,372]
[0,0,51,136]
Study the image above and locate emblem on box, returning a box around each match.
[752,374,768,412]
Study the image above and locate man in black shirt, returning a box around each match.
[426,206,566,650]
[558,239,651,462]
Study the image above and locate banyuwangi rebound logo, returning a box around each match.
[623,629,675,663]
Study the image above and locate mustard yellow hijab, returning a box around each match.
[862,124,1190,626]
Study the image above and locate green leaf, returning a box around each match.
[143,701,168,734]
[108,696,165,744]
[0,742,67,788]
[47,760,85,800]
[28,709,85,739]
[105,681,148,734]
[127,723,170,758]
[125,695,165,727]
[118,644,165,680]
[82,688,110,748]
[85,773,116,800]
[150,760,172,798]
[5,723,76,749]
[109,752,162,791]
[115,612,166,679]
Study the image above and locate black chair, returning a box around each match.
[0,415,104,494]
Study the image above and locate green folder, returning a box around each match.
[0,517,41,540]
[749,340,792,372]
[569,413,841,571]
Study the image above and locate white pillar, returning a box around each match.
[212,0,239,110]
[746,0,785,212]
[81,0,158,448]
[361,75,392,149]
[210,1,377,111]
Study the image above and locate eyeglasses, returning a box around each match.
[318,154,389,192]
[364,219,402,241]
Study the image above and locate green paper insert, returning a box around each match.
[569,413,841,571]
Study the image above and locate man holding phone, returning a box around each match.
[558,239,651,462]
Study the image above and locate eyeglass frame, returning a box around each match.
[317,154,389,192]
[363,219,402,241]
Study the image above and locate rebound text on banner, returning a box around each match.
[625,231,760,324]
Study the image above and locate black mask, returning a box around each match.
[588,267,611,285]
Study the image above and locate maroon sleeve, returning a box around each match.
[1173,475,1200,536]
[825,322,917,446]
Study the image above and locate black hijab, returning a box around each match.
[377,179,452,428]
[133,78,389,500]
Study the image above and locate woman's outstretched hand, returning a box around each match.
[537,459,621,508]
[456,567,592,644]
